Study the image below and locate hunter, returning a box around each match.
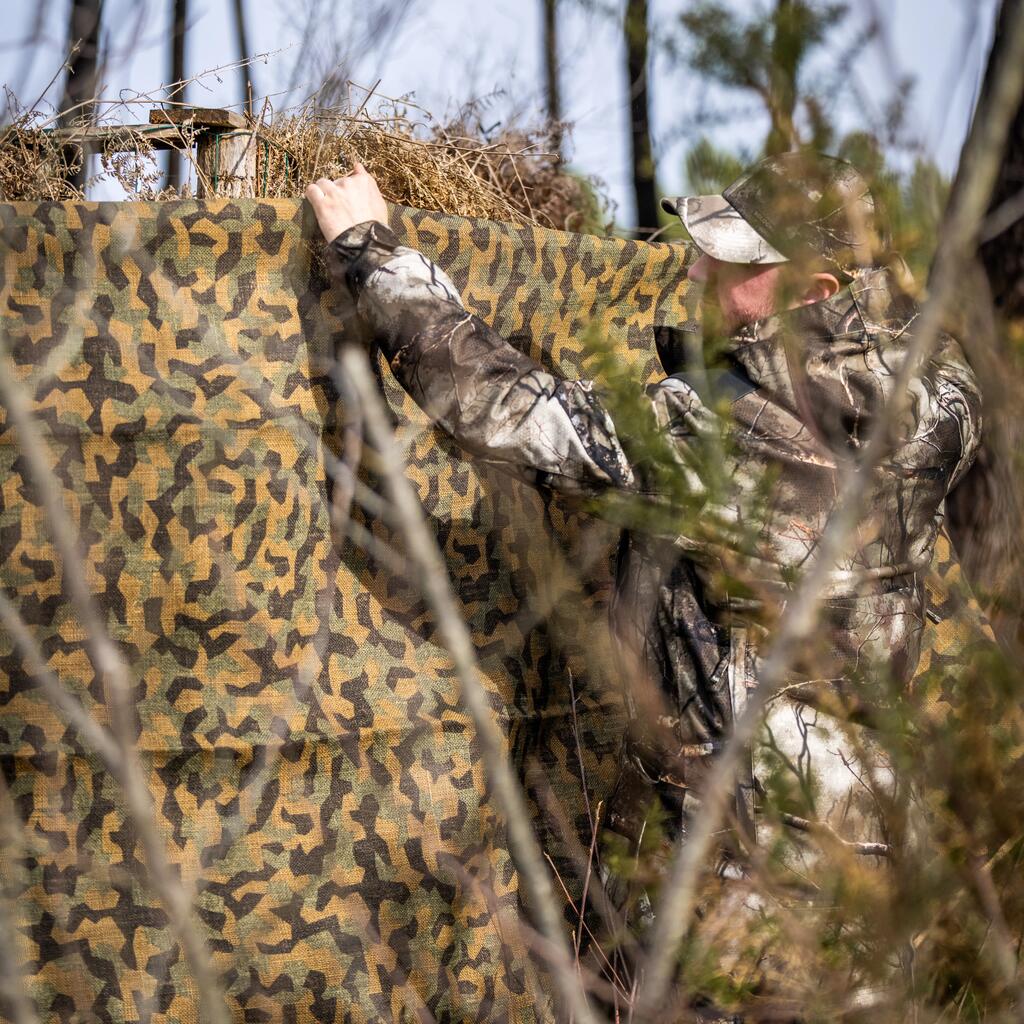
[305,152,981,875]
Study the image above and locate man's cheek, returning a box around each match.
[716,282,737,318]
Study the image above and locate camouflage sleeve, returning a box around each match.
[327,220,640,496]
[803,331,981,490]
[813,324,983,494]
[911,332,983,493]
[749,284,982,491]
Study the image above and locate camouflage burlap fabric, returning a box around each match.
[0,199,987,1023]
[0,199,689,1023]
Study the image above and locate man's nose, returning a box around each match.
[687,253,711,283]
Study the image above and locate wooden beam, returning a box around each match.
[16,108,248,152]
[10,123,189,152]
[149,107,247,130]
[3,108,260,195]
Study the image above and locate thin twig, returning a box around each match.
[528,765,640,964]
[0,361,230,1024]
[778,813,890,857]
[339,345,603,1024]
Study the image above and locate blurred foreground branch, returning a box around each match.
[638,0,1024,1013]
[339,346,602,1024]
[0,353,230,1024]
[0,770,40,1024]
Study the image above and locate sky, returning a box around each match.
[0,0,1001,220]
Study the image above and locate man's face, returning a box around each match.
[687,252,785,333]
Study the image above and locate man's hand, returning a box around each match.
[305,163,389,243]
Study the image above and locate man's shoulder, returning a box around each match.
[649,366,758,407]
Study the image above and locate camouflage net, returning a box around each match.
[0,198,687,1022]
[0,198,990,1022]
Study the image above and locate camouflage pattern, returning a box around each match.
[0,196,986,1022]
[0,198,692,1022]
[330,221,982,852]
[913,525,999,721]
[663,153,883,276]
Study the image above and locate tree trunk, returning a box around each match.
[167,0,188,191]
[978,0,1024,319]
[58,0,104,191]
[542,0,563,159]
[233,0,254,117]
[766,0,799,153]
[625,0,658,237]
[945,0,1024,644]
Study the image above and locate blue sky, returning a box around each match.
[0,0,1000,218]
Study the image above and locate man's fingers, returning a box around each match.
[304,166,382,241]
[333,162,365,184]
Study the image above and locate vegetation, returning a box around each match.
[2,1,1024,1022]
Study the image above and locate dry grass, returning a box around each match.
[0,89,612,233]
[0,120,87,202]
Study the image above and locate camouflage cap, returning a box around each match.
[661,152,881,276]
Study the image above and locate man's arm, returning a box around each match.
[327,219,639,496]
[302,166,723,504]
[304,165,651,497]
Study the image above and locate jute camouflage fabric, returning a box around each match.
[0,198,689,1023]
[0,198,988,1023]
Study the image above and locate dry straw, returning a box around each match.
[0,89,611,233]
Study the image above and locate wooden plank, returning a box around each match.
[3,108,259,194]
[149,107,247,129]
[9,124,188,152]
[8,108,249,156]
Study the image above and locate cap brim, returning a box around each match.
[663,194,788,265]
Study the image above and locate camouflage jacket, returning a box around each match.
[328,220,982,817]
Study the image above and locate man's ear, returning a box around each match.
[800,272,841,306]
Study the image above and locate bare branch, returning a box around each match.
[0,773,41,1024]
[966,851,1024,1007]
[339,345,604,1024]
